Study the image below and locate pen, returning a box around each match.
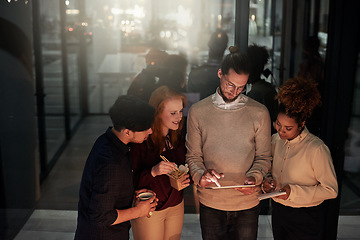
[212,178,221,187]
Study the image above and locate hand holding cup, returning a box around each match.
[134,189,158,218]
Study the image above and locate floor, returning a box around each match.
[13,116,360,240]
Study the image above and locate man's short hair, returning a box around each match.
[109,95,155,132]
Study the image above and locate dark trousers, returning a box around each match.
[271,200,326,240]
[199,203,260,240]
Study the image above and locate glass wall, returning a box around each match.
[85,0,236,113]
[63,1,82,129]
[247,0,329,88]
[37,0,82,168]
[39,0,66,162]
[341,42,360,215]
[248,0,281,87]
[0,2,38,240]
[247,0,277,88]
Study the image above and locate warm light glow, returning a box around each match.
[125,9,133,15]
[111,8,123,15]
[217,14,222,28]
[66,9,80,15]
[133,5,145,18]
[65,0,70,6]
[251,14,256,21]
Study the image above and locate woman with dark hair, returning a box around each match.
[131,86,190,240]
[263,77,338,240]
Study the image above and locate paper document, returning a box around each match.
[257,189,286,200]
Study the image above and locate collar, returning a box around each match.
[106,127,130,154]
[212,87,248,110]
[283,126,310,146]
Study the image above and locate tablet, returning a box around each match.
[205,185,256,189]
[257,189,286,200]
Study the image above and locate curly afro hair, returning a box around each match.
[276,77,321,124]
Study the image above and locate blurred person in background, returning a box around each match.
[156,54,188,93]
[127,48,168,102]
[187,29,228,100]
[297,36,325,137]
[246,44,278,132]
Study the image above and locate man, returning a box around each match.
[127,48,168,102]
[187,28,228,100]
[74,95,158,240]
[246,44,278,132]
[186,46,272,240]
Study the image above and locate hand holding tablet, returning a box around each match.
[205,184,255,189]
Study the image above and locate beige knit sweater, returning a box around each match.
[186,94,272,211]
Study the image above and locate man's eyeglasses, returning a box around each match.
[222,76,246,94]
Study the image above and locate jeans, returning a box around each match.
[199,203,260,240]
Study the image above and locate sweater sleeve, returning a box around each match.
[245,107,272,185]
[185,106,206,185]
[288,144,338,204]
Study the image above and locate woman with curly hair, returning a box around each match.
[130,86,191,240]
[263,77,338,240]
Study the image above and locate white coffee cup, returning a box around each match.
[138,192,154,201]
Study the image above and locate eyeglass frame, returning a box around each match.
[221,74,246,94]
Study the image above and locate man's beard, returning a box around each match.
[218,87,240,103]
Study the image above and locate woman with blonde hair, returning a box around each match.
[131,86,190,240]
[263,77,338,240]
